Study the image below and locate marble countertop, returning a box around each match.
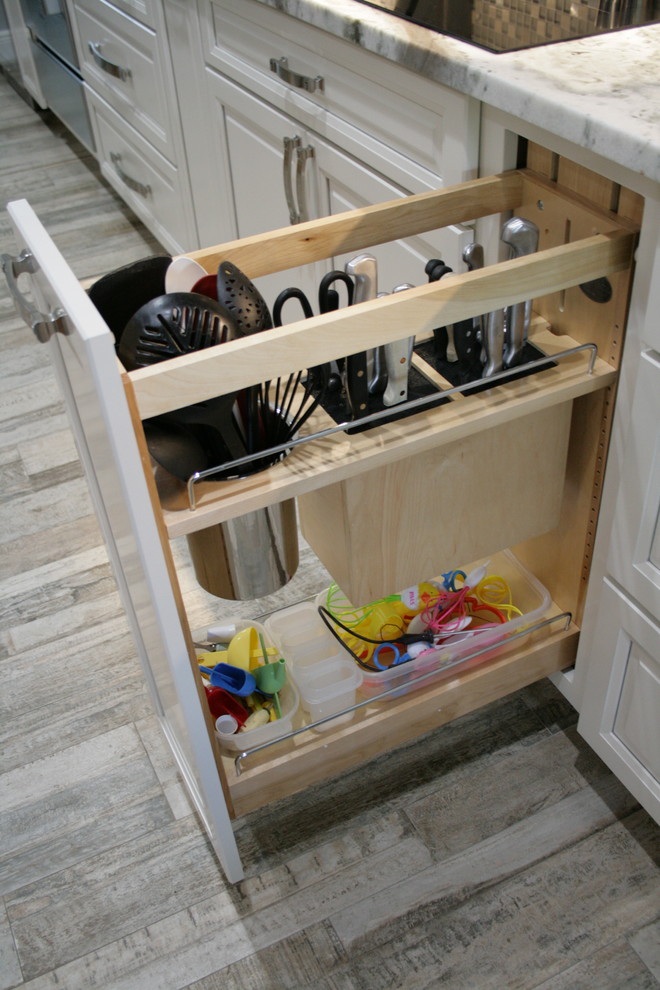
[255,0,660,185]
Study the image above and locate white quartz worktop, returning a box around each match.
[254,0,660,185]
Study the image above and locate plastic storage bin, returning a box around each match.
[292,655,363,730]
[317,550,552,700]
[264,601,339,667]
[214,679,300,752]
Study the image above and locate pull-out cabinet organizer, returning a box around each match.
[5,166,638,882]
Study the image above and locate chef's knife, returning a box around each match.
[382,283,415,407]
[425,259,455,361]
[501,217,539,367]
[344,254,377,417]
[482,306,505,377]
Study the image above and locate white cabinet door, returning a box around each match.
[578,579,660,823]
[202,68,321,308]
[4,199,244,883]
[200,68,472,312]
[606,348,660,620]
[313,138,472,295]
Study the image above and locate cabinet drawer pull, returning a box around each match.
[88,41,131,82]
[110,152,151,198]
[1,249,69,343]
[269,56,323,93]
[295,144,314,224]
[283,135,301,224]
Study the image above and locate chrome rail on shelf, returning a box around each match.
[185,342,599,510]
[232,610,573,775]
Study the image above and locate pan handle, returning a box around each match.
[1,250,70,343]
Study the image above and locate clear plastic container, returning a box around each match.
[264,602,339,666]
[214,679,300,752]
[317,550,552,700]
[292,655,363,730]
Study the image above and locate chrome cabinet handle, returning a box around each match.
[283,135,301,224]
[1,249,69,343]
[110,152,151,198]
[269,57,323,93]
[88,41,131,81]
[295,145,314,223]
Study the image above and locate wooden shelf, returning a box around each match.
[222,606,578,817]
[156,324,615,537]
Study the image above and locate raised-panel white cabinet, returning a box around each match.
[578,579,660,821]
[199,65,473,308]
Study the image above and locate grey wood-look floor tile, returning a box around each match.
[629,921,660,981]
[134,715,195,820]
[12,834,431,990]
[0,380,62,431]
[330,773,641,950]
[531,937,660,989]
[181,921,348,990]
[18,428,78,476]
[1,724,173,900]
[227,691,556,878]
[0,476,92,544]
[0,616,144,738]
[329,809,659,990]
[0,900,23,990]
[6,812,234,982]
[0,513,103,580]
[405,726,612,856]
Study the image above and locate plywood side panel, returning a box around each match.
[512,389,610,623]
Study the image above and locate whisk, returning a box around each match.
[255,366,328,449]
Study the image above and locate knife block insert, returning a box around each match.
[414,338,557,395]
[308,362,448,434]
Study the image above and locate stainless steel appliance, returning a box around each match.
[19,0,94,149]
[354,0,660,52]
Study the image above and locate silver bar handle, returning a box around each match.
[295,144,314,223]
[110,152,151,198]
[269,56,323,93]
[1,250,69,343]
[88,41,131,81]
[282,135,301,224]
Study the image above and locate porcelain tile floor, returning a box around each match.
[1,72,658,990]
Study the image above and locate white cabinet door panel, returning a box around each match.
[607,349,660,620]
[5,198,243,882]
[578,578,660,824]
[315,139,472,293]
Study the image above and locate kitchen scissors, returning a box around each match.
[273,271,354,390]
[272,270,354,326]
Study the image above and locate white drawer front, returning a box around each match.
[202,0,477,188]
[608,349,660,620]
[100,0,155,29]
[86,88,196,255]
[75,0,174,161]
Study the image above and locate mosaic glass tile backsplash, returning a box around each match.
[354,0,660,51]
[472,0,599,50]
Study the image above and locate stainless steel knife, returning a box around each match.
[382,283,415,407]
[501,217,539,367]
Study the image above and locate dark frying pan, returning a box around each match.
[87,255,172,347]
